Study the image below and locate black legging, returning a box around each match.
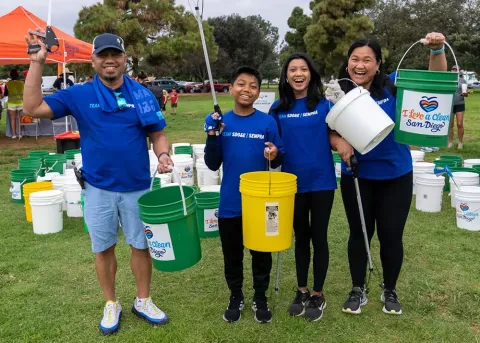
[340,171,413,290]
[293,190,335,292]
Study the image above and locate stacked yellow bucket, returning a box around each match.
[23,182,54,222]
[240,171,297,252]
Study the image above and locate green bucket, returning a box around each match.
[439,155,462,165]
[138,186,201,272]
[394,62,459,147]
[174,146,193,156]
[80,193,88,233]
[194,192,220,238]
[10,169,38,204]
[65,149,81,169]
[18,157,44,177]
[333,152,342,182]
[44,154,67,174]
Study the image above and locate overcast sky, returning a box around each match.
[0,0,311,45]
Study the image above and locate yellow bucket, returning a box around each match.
[240,171,297,252]
[23,182,54,222]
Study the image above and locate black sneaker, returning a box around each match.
[305,294,327,322]
[223,295,245,323]
[342,287,368,314]
[381,289,402,315]
[252,297,273,323]
[288,289,310,316]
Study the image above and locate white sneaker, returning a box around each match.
[448,142,453,148]
[11,135,16,139]
[458,143,463,150]
[99,300,122,335]
[132,297,168,325]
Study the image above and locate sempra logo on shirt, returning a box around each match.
[222,131,265,139]
[377,98,389,105]
[89,103,135,109]
[278,110,318,119]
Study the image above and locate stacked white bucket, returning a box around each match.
[449,172,479,208]
[73,153,82,169]
[50,156,83,218]
[415,174,445,212]
[170,143,194,186]
[463,159,480,168]
[30,190,64,234]
[455,186,480,231]
[412,161,434,195]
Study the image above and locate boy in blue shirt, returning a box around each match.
[204,67,284,324]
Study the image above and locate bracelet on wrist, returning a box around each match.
[430,45,445,55]
[157,152,170,160]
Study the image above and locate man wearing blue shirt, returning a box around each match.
[204,66,284,324]
[23,31,173,335]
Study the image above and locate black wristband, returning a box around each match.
[157,152,170,160]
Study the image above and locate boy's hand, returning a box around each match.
[264,142,278,161]
[204,112,223,135]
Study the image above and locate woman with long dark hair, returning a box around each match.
[269,53,336,322]
[327,32,447,315]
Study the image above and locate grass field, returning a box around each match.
[1,91,480,343]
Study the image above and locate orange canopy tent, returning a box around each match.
[0,6,93,65]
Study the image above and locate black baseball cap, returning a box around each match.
[92,33,126,55]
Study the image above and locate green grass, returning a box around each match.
[1,92,480,343]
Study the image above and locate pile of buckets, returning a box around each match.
[9,149,86,235]
[410,151,480,231]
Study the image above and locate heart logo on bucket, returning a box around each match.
[460,203,469,211]
[145,228,153,239]
[214,210,219,218]
[419,96,439,113]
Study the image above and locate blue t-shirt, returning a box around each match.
[269,97,337,193]
[44,82,166,192]
[204,110,284,218]
[341,84,412,180]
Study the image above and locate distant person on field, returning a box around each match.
[0,81,4,120]
[53,68,74,91]
[5,69,24,139]
[448,65,471,150]
[204,66,284,324]
[23,30,172,336]
[169,87,178,114]
[161,89,168,115]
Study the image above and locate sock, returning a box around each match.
[135,297,149,308]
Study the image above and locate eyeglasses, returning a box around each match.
[114,91,127,110]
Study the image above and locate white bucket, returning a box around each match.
[172,156,194,186]
[196,160,219,187]
[52,175,73,211]
[37,172,60,182]
[219,164,223,182]
[412,162,435,195]
[463,159,480,168]
[455,186,480,231]
[449,172,479,208]
[30,190,64,234]
[73,153,82,169]
[200,185,221,193]
[65,180,83,217]
[325,87,395,155]
[155,173,172,186]
[192,144,206,167]
[415,174,445,212]
[411,150,425,163]
[162,183,180,188]
[64,169,75,177]
[172,154,192,161]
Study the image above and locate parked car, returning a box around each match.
[468,81,480,89]
[186,82,203,93]
[202,80,231,93]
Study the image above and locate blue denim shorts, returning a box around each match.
[82,182,149,253]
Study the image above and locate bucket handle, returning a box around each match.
[150,166,188,217]
[328,78,361,111]
[45,160,58,173]
[394,39,459,85]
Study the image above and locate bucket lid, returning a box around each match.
[456,186,480,197]
[29,189,63,199]
[451,172,479,179]
[464,159,480,165]
[416,173,444,184]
